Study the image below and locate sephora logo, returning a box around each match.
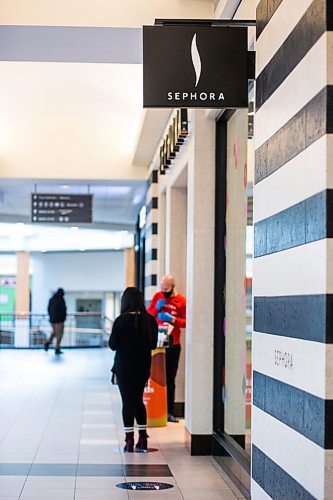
[143,25,248,109]
[167,33,225,102]
[191,33,201,87]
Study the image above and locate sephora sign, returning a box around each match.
[143,25,249,109]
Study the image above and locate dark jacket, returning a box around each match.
[48,293,67,323]
[109,312,158,381]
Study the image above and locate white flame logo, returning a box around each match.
[191,33,201,88]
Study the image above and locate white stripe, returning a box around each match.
[252,406,329,499]
[146,207,158,228]
[146,182,158,202]
[256,33,327,149]
[252,332,332,399]
[251,479,272,500]
[147,182,158,199]
[144,234,158,254]
[256,0,315,77]
[145,259,158,276]
[253,135,327,223]
[253,239,327,297]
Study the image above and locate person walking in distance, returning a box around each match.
[44,288,67,355]
[148,275,186,423]
[109,287,158,452]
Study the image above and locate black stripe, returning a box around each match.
[256,0,284,39]
[253,371,333,448]
[256,0,326,110]
[124,464,172,477]
[148,170,158,185]
[145,222,158,240]
[329,1,333,31]
[0,463,172,477]
[145,248,158,263]
[254,190,332,257]
[252,445,315,499]
[146,197,158,216]
[255,87,331,184]
[254,295,333,343]
[145,274,157,287]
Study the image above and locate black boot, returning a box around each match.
[44,341,50,351]
[124,432,134,452]
[135,430,149,453]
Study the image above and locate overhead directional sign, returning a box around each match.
[31,193,93,224]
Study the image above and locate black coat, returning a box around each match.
[109,312,158,381]
[48,294,67,323]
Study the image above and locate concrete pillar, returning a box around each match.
[185,110,215,452]
[252,1,333,498]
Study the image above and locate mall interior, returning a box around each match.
[0,0,332,499]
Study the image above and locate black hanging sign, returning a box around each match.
[143,25,249,109]
[31,194,93,223]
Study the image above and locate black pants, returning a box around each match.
[117,378,147,429]
[48,322,64,349]
[166,344,181,414]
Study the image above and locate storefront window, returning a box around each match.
[214,103,254,460]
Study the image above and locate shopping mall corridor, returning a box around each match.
[0,349,244,500]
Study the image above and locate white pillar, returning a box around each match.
[185,110,215,446]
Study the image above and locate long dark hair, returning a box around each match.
[121,287,146,314]
[120,287,151,341]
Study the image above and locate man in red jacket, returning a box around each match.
[148,275,186,423]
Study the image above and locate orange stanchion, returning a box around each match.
[143,348,167,427]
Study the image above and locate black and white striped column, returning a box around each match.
[252,0,333,498]
[144,169,159,303]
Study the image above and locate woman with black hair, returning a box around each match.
[109,287,158,452]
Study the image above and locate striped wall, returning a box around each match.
[252,0,333,498]
[144,169,159,303]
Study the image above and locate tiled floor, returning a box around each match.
[0,348,246,499]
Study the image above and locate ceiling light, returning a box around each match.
[61,185,70,189]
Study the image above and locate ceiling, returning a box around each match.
[0,0,215,232]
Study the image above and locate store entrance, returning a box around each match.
[213,106,254,480]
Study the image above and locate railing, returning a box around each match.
[0,313,113,349]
